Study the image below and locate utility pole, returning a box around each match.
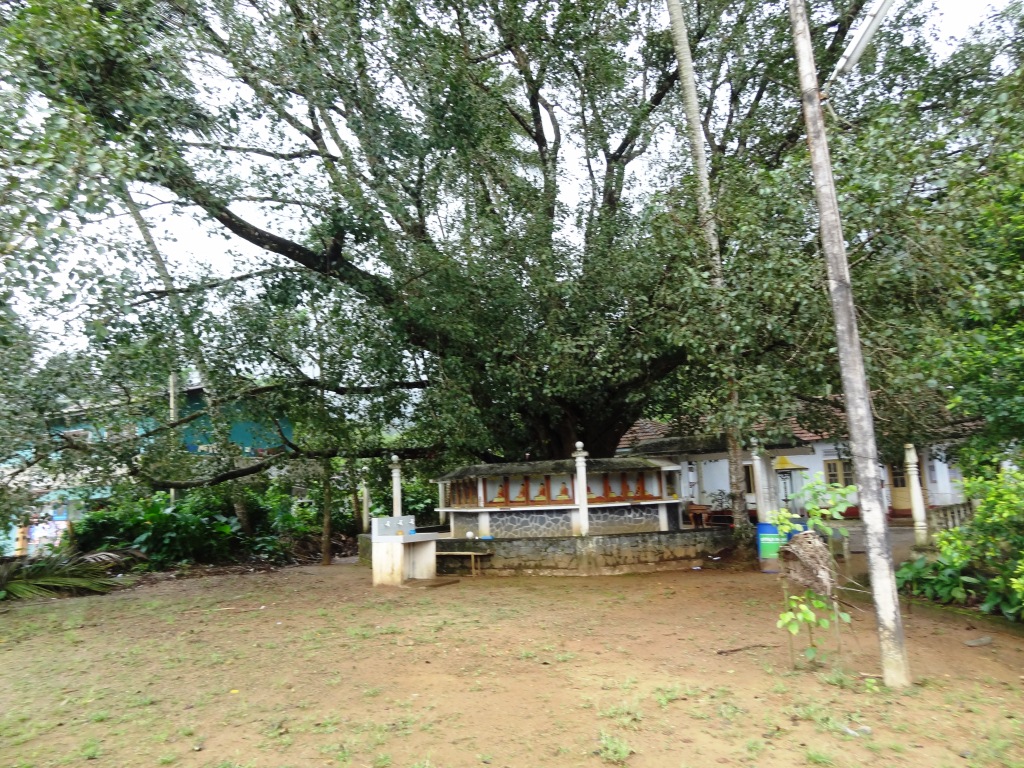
[789,0,911,688]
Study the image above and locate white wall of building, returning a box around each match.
[681,441,964,513]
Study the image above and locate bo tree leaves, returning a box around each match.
[1,0,1020,466]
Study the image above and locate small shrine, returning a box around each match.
[435,446,683,538]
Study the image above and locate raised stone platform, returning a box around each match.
[358,528,733,577]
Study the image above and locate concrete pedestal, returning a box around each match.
[371,536,441,586]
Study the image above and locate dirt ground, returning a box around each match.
[2,560,1023,768]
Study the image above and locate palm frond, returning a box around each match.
[0,550,129,601]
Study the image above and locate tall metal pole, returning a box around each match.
[789,0,911,688]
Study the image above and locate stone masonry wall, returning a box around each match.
[356,528,734,575]
[587,506,661,535]
[443,529,731,575]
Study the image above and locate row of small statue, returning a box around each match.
[490,477,657,505]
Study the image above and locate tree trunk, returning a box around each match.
[321,459,333,566]
[665,0,721,281]
[789,0,910,688]
[232,491,253,536]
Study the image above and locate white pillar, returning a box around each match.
[905,443,928,547]
[573,441,589,536]
[751,442,772,524]
[390,454,402,518]
[437,481,448,526]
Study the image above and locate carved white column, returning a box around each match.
[573,441,590,536]
[390,454,403,518]
[905,443,928,546]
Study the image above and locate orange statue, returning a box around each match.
[554,482,571,501]
[512,480,528,503]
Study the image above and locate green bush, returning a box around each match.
[74,493,242,568]
[897,469,1024,621]
[72,479,357,568]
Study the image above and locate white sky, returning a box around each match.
[931,0,1010,46]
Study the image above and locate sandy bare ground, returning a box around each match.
[1,561,1022,768]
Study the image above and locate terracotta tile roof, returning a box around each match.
[787,419,825,442]
[617,419,671,450]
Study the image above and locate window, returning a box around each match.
[890,465,907,488]
[824,460,854,486]
[743,465,756,494]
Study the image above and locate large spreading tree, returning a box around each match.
[2,0,1020,482]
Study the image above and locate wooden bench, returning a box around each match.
[436,551,492,576]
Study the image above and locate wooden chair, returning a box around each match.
[687,504,711,528]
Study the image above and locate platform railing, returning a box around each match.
[926,502,975,536]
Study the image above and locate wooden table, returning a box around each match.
[437,551,492,576]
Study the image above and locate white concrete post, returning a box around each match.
[905,443,928,547]
[390,454,402,518]
[751,441,772,525]
[573,441,590,536]
[437,481,448,526]
[360,467,371,533]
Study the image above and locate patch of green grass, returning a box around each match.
[820,668,856,690]
[362,687,382,698]
[653,684,682,708]
[89,710,110,723]
[555,652,576,662]
[311,716,341,734]
[372,755,392,768]
[599,701,643,729]
[718,702,744,721]
[157,754,178,765]
[785,703,847,735]
[965,725,1022,768]
[320,741,353,764]
[746,738,766,756]
[80,738,102,760]
[597,731,632,764]
[518,648,537,660]
[805,749,835,766]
